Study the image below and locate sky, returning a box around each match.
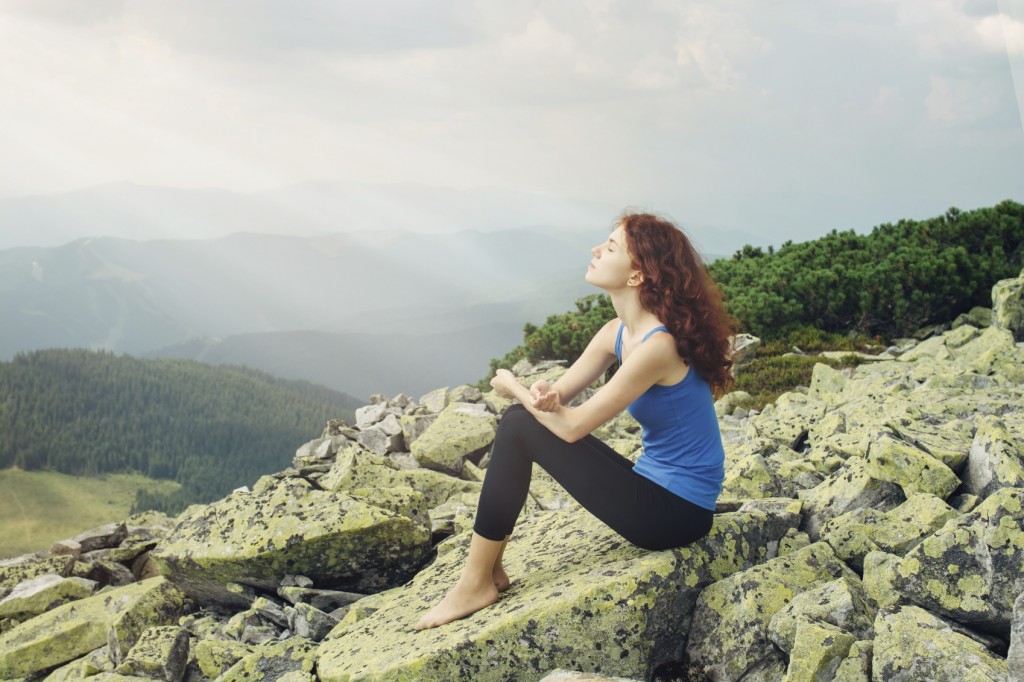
[1,0,1023,243]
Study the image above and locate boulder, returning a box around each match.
[962,415,1024,498]
[895,486,1024,635]
[799,457,904,541]
[1011,589,1024,681]
[782,619,856,682]
[767,576,875,653]
[194,639,254,679]
[0,576,186,679]
[218,636,317,682]
[317,505,798,681]
[149,478,431,607]
[872,605,1008,681]
[410,401,497,475]
[685,542,855,682]
[863,433,960,498]
[0,554,75,592]
[992,269,1024,340]
[0,574,97,619]
[114,625,189,681]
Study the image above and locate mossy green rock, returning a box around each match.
[410,402,497,474]
[767,577,874,653]
[218,636,317,682]
[317,505,798,681]
[782,619,856,682]
[320,444,480,508]
[863,433,960,498]
[0,556,75,592]
[0,574,96,619]
[963,415,1024,498]
[721,454,782,501]
[114,625,188,681]
[194,639,254,679]
[990,273,1024,340]
[685,542,855,682]
[872,605,1008,681]
[799,457,904,541]
[895,486,1024,635]
[0,577,185,678]
[820,493,959,569]
[150,478,431,607]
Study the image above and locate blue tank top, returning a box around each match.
[615,323,724,510]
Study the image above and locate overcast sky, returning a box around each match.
[1,0,1022,242]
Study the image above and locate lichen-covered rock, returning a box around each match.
[1010,590,1024,682]
[962,415,1024,499]
[721,454,783,501]
[114,625,188,681]
[0,577,185,679]
[863,433,960,498]
[895,486,1024,635]
[808,362,848,405]
[799,457,904,541]
[686,542,855,682]
[992,270,1024,341]
[539,671,640,681]
[833,639,872,682]
[782,619,856,682]
[746,392,825,449]
[319,444,481,508]
[767,577,874,653]
[150,478,431,607]
[218,636,317,682]
[820,493,959,569]
[862,551,902,612]
[317,505,798,681]
[0,574,97,619]
[872,605,1008,681]
[410,401,497,474]
[0,554,75,592]
[194,639,254,679]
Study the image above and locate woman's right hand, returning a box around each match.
[529,380,560,412]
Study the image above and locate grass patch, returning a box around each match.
[0,468,180,559]
[732,326,886,410]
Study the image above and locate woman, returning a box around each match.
[416,212,738,630]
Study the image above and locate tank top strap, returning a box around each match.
[614,322,625,361]
[641,325,670,343]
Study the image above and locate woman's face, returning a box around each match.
[586,224,640,291]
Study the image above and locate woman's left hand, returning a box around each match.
[490,369,519,399]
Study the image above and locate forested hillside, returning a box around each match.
[0,349,361,513]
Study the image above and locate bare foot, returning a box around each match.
[493,565,511,593]
[415,577,499,630]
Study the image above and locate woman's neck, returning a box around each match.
[609,289,660,335]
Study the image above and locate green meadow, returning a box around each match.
[0,468,180,559]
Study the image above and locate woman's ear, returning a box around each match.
[627,272,643,286]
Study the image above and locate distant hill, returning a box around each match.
[0,349,362,513]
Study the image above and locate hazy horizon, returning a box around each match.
[2,1,1022,249]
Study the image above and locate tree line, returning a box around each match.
[484,200,1024,377]
[0,349,360,514]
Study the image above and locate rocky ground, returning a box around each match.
[1,269,1023,681]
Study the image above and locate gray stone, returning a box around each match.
[115,625,189,682]
[1011,589,1024,682]
[992,269,1024,341]
[962,415,1024,498]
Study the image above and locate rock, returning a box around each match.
[992,269,1024,340]
[872,605,1008,681]
[714,391,753,418]
[895,486,1024,635]
[539,671,640,681]
[1011,590,1024,681]
[962,415,1024,498]
[150,478,431,607]
[42,645,114,680]
[87,560,137,589]
[194,639,254,679]
[952,306,993,329]
[863,433,960,498]
[0,574,97,619]
[799,457,905,541]
[114,625,189,681]
[782,619,856,682]
[291,602,338,641]
[820,493,959,569]
[356,425,403,455]
[862,551,903,611]
[218,636,317,682]
[833,639,872,682]
[56,522,129,554]
[410,401,497,475]
[317,505,798,681]
[276,586,364,611]
[767,576,874,653]
[418,387,449,413]
[0,576,186,679]
[0,554,76,592]
[730,333,760,368]
[354,403,387,429]
[686,542,855,682]
[399,412,437,448]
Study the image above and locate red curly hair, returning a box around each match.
[621,212,739,396]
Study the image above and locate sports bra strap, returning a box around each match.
[616,323,669,361]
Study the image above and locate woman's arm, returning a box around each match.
[542,318,621,406]
[491,331,677,443]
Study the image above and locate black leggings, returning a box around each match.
[473,404,714,551]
